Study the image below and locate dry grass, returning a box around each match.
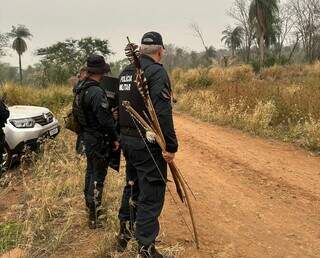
[13,127,183,257]
[0,84,183,257]
[0,83,73,113]
[174,63,320,152]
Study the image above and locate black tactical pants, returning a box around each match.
[118,135,167,247]
[84,157,108,209]
[83,132,110,210]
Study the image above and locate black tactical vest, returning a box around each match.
[72,80,95,129]
[118,64,147,130]
[100,76,119,109]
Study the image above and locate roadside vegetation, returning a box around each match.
[173,63,320,152]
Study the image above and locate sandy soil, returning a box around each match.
[160,113,320,258]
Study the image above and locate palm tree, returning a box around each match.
[249,0,279,66]
[8,25,32,84]
[221,26,244,58]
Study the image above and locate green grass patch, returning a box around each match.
[0,222,22,253]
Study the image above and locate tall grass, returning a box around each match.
[173,63,320,152]
[0,83,73,113]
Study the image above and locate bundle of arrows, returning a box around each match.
[122,37,199,249]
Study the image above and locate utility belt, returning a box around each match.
[120,127,141,138]
[83,128,109,140]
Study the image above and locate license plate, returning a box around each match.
[49,127,59,136]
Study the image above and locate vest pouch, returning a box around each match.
[64,109,81,134]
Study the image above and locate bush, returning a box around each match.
[245,100,278,135]
[301,118,320,152]
[250,60,261,73]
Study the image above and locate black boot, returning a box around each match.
[88,207,97,229]
[138,244,163,258]
[116,221,133,252]
[88,204,103,229]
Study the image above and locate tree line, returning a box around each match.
[1,0,320,85]
[222,0,320,68]
[0,26,218,86]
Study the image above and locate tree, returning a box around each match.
[289,0,320,62]
[249,0,279,66]
[228,0,255,62]
[8,25,32,84]
[275,3,295,59]
[77,37,113,59]
[0,62,19,84]
[0,32,9,57]
[189,22,216,65]
[221,26,244,57]
[110,58,129,77]
[36,37,113,85]
[189,22,209,52]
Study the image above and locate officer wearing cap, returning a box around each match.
[73,54,120,229]
[117,32,178,258]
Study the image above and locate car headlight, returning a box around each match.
[10,118,35,128]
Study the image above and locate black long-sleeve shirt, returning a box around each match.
[79,79,119,142]
[141,55,178,153]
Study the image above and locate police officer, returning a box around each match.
[0,97,9,175]
[117,32,178,258]
[73,55,120,229]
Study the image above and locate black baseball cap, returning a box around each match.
[86,54,110,74]
[141,31,165,49]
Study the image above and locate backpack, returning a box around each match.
[64,109,81,134]
[64,81,89,134]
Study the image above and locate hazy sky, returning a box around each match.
[1,0,234,68]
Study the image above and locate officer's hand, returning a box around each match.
[162,151,175,164]
[113,141,120,151]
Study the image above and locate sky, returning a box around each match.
[0,0,234,68]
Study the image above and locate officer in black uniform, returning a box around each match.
[117,32,178,258]
[73,55,120,229]
[0,97,9,175]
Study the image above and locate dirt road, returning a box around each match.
[1,113,319,258]
[160,113,320,258]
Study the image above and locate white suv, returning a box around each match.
[3,105,60,168]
